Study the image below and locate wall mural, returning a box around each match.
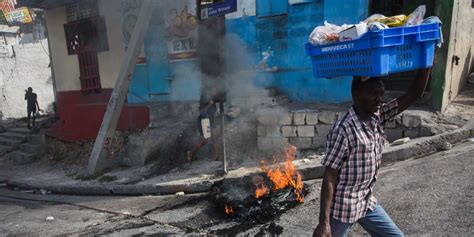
[165,1,198,61]
[120,0,146,64]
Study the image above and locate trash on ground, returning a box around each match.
[440,141,452,151]
[46,216,55,221]
[40,189,51,195]
[468,138,474,142]
[391,137,411,146]
[175,191,185,196]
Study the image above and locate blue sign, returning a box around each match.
[200,0,237,19]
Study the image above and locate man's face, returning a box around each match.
[354,80,384,115]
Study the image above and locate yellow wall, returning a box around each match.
[45,7,80,92]
[97,0,125,89]
[44,0,125,92]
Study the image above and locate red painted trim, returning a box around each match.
[47,90,149,141]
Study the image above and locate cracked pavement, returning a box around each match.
[1,141,473,236]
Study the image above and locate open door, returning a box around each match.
[442,0,474,110]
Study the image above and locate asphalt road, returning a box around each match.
[0,141,473,236]
[245,141,474,236]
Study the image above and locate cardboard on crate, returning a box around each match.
[339,23,368,42]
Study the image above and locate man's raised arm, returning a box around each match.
[396,68,432,113]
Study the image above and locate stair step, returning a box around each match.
[20,143,40,154]
[10,151,37,165]
[0,137,21,146]
[26,135,44,144]
[7,128,32,135]
[0,144,12,156]
[0,132,28,141]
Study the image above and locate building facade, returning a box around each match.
[18,0,471,141]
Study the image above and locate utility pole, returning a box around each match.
[87,0,154,175]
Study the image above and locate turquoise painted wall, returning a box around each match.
[128,0,369,104]
[226,0,368,103]
[127,16,201,104]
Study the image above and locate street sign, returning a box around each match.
[199,0,237,20]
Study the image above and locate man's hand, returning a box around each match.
[313,222,331,237]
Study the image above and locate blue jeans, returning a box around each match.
[330,203,404,237]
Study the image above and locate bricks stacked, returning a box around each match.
[257,110,338,151]
[257,110,432,151]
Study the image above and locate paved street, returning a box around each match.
[1,141,473,236]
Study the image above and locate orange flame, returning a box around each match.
[224,204,233,215]
[256,145,305,203]
[255,180,269,198]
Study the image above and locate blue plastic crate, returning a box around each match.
[305,23,441,78]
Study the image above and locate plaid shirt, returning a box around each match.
[321,99,398,223]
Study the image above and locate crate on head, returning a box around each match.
[305,23,441,78]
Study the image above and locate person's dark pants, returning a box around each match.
[27,107,36,128]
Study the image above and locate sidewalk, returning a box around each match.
[1,118,473,196]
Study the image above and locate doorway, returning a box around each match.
[64,16,108,94]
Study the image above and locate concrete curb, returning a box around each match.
[5,178,220,196]
[3,121,473,196]
[382,126,474,164]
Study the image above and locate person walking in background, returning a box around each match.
[24,87,40,129]
[187,88,222,162]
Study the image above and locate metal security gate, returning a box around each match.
[64,16,108,94]
[77,47,101,94]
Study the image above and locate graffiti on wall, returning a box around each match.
[120,0,146,64]
[165,1,198,61]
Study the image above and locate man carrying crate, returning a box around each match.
[313,68,431,237]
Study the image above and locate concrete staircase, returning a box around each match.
[0,128,45,164]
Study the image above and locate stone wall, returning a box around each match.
[257,110,339,152]
[257,109,433,151]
